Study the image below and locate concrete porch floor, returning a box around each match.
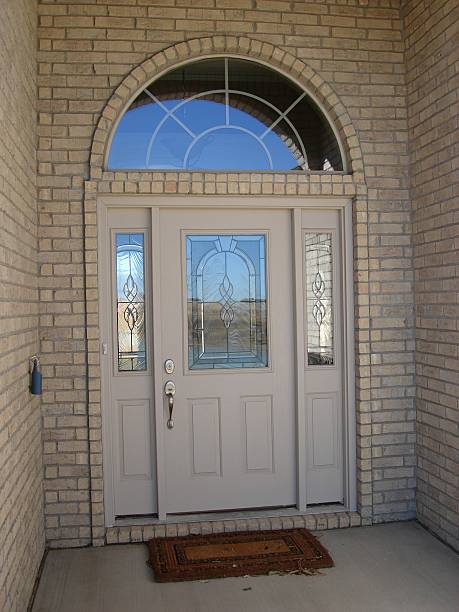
[32,522,459,612]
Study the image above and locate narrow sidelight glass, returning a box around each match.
[304,233,334,366]
[187,234,268,369]
[115,233,147,371]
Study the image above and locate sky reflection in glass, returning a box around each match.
[108,99,300,171]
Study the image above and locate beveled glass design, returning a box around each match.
[187,234,268,369]
[305,233,334,366]
[108,57,343,172]
[115,233,146,371]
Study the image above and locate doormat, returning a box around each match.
[148,528,333,582]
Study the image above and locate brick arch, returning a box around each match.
[89,36,365,180]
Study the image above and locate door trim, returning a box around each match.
[151,207,167,519]
[99,202,116,524]
[292,209,307,510]
[342,201,356,510]
[98,196,356,526]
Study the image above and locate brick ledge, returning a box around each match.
[105,511,365,545]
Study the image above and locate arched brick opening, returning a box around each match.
[84,37,371,545]
[89,36,365,181]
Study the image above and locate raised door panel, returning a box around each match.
[190,398,222,477]
[120,400,151,479]
[112,396,156,516]
[305,393,342,504]
[308,395,337,469]
[242,395,273,473]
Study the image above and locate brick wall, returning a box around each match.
[37,0,416,547]
[0,1,44,610]
[404,0,459,551]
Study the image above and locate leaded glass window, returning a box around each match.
[115,233,146,371]
[187,234,268,369]
[304,233,334,366]
[108,57,343,172]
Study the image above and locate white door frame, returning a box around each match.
[98,196,356,525]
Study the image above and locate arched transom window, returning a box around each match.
[108,57,344,173]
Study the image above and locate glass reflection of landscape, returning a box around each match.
[116,233,146,371]
[187,234,268,369]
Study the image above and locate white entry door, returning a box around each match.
[156,208,296,513]
[100,201,352,521]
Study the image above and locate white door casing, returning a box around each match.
[98,197,356,524]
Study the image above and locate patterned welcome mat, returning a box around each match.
[148,528,333,582]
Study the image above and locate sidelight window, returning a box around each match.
[115,233,147,371]
[304,233,334,366]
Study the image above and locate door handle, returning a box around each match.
[164,380,176,429]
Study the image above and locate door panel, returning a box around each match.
[242,395,273,473]
[302,210,343,504]
[190,398,222,476]
[119,399,151,477]
[306,393,342,502]
[158,208,296,513]
[102,209,157,517]
[310,395,336,467]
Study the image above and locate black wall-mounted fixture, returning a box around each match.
[30,355,42,395]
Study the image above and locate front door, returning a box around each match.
[100,200,351,521]
[157,208,296,513]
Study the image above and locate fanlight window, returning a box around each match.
[108,58,344,172]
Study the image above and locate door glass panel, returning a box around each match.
[186,234,268,369]
[115,233,147,371]
[304,233,334,366]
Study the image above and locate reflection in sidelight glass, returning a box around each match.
[187,234,268,369]
[116,233,146,371]
[305,233,334,366]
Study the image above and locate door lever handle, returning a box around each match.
[164,380,176,429]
